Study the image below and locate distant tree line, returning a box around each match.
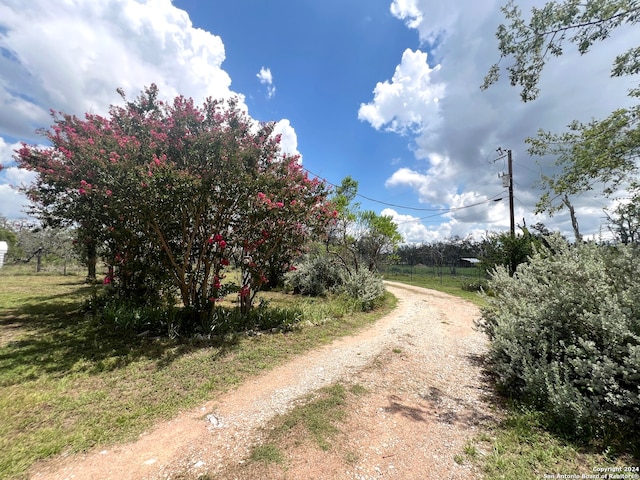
[394,222,562,277]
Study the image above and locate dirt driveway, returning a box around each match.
[31,282,497,480]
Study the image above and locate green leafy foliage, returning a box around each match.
[480,235,640,446]
[286,251,386,311]
[605,192,640,243]
[285,252,343,296]
[484,1,640,231]
[337,267,385,312]
[483,0,640,102]
[478,227,547,275]
[528,95,640,216]
[93,288,303,337]
[326,176,402,274]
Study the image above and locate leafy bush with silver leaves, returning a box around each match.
[479,235,640,442]
[285,253,343,296]
[286,253,385,311]
[337,267,385,311]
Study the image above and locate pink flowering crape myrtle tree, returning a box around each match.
[17,85,333,325]
[238,161,335,314]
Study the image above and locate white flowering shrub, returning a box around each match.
[480,235,640,442]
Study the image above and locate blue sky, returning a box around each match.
[186,1,417,182]
[1,0,639,242]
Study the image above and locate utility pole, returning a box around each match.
[507,149,515,237]
[495,148,517,275]
[495,148,515,237]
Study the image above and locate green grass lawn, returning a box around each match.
[383,269,486,306]
[460,407,639,479]
[0,269,395,480]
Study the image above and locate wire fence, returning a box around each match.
[383,264,485,283]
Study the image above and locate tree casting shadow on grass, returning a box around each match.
[0,284,241,386]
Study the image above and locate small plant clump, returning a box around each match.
[284,253,343,296]
[285,253,386,312]
[91,290,304,338]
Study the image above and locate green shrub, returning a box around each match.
[285,253,343,296]
[286,253,386,311]
[94,291,303,338]
[479,236,640,445]
[338,267,385,311]
[205,300,303,335]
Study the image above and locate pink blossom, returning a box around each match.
[103,276,112,285]
[257,192,266,200]
[78,188,86,195]
[276,201,284,208]
[218,240,227,249]
[221,258,230,266]
[207,237,214,245]
[105,189,112,197]
[214,234,223,242]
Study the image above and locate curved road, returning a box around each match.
[31,282,493,480]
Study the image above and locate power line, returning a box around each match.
[394,190,508,225]
[302,167,448,212]
[302,166,507,214]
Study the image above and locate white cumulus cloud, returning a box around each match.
[381,208,441,244]
[365,0,640,242]
[0,0,300,219]
[257,66,276,98]
[0,0,238,140]
[272,119,300,158]
[358,48,444,135]
[0,184,29,219]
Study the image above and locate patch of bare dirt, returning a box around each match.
[30,282,498,480]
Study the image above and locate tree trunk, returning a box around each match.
[563,195,582,243]
[86,240,97,281]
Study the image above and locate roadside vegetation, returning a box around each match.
[472,0,640,476]
[0,267,395,480]
[460,408,638,480]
